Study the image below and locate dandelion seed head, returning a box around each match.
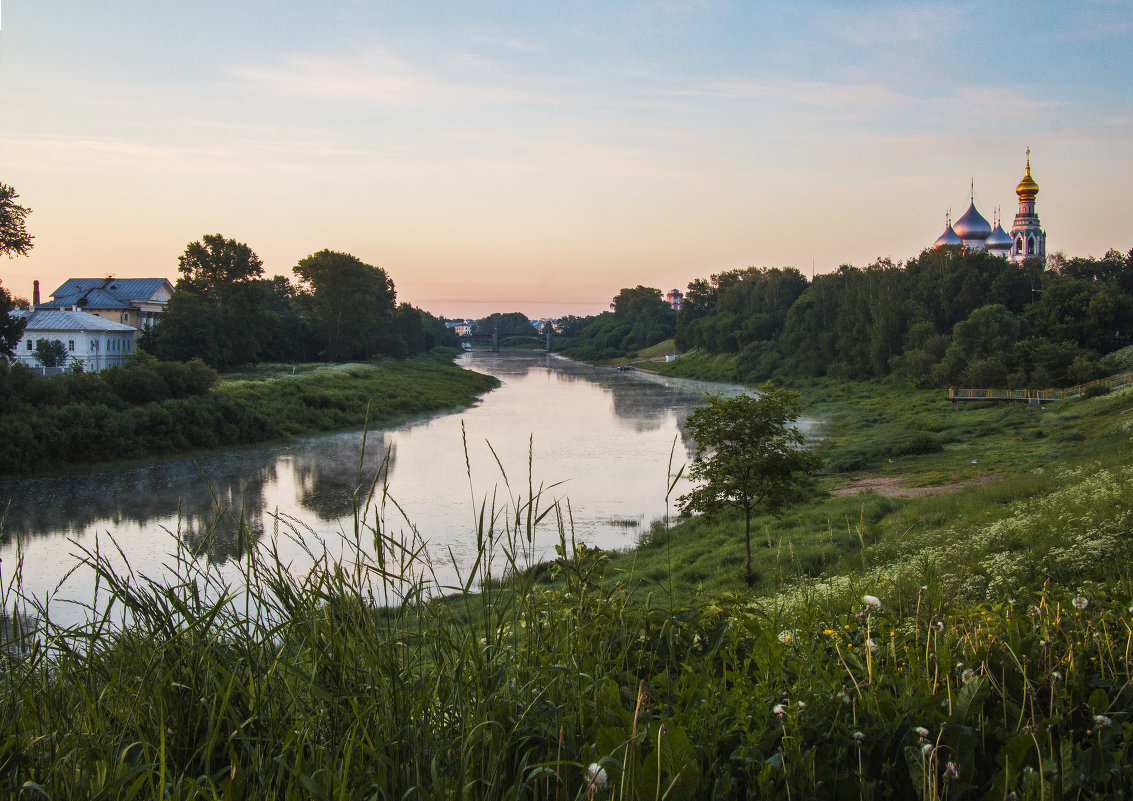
[852,731,865,741]
[1094,715,1112,728]
[1073,596,1089,610]
[862,594,882,611]
[586,763,608,794]
[914,726,930,739]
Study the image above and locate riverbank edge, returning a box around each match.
[0,350,500,481]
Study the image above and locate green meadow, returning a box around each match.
[2,353,1132,798]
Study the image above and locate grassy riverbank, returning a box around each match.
[0,351,498,477]
[2,357,1132,798]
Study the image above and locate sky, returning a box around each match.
[1,1,1131,320]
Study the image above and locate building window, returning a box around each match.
[91,339,98,351]
[68,340,75,351]
[1027,237,1035,255]
[26,340,32,351]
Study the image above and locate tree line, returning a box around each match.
[565,247,1133,387]
[141,234,458,369]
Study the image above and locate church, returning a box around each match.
[933,150,1046,264]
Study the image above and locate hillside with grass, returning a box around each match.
[3,359,1131,797]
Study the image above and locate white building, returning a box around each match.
[10,309,139,372]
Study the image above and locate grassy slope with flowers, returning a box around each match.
[1,370,1132,798]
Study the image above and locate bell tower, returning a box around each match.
[1009,148,1045,264]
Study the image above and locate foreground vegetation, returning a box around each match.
[0,352,497,477]
[2,358,1132,797]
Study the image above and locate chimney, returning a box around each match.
[33,280,40,306]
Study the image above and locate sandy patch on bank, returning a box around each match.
[831,474,1003,498]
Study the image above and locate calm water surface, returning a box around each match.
[1,352,749,623]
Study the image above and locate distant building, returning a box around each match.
[37,277,174,329]
[665,289,683,310]
[10,309,138,372]
[444,319,475,336]
[933,150,1046,264]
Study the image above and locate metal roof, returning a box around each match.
[40,288,132,310]
[49,278,173,302]
[14,310,138,333]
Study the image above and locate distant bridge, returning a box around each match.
[463,329,573,352]
[948,372,1133,409]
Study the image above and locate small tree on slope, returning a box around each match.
[678,386,821,582]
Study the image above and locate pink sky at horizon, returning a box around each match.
[2,2,1131,320]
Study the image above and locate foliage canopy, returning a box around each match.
[679,385,820,580]
[0,182,34,258]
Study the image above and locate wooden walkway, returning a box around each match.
[949,372,1133,409]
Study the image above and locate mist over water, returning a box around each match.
[1,352,749,624]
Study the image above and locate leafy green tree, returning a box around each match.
[1,182,34,258]
[611,285,667,316]
[33,339,68,368]
[147,234,286,369]
[1,280,26,361]
[476,312,538,338]
[293,250,396,361]
[679,386,820,582]
[177,234,263,294]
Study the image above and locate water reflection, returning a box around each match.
[290,433,395,521]
[0,352,749,625]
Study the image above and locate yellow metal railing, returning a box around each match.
[949,372,1133,404]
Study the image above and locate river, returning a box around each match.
[0,352,748,625]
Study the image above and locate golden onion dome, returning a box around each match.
[1016,150,1039,199]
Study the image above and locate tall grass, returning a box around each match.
[2,391,1133,798]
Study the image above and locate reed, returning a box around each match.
[2,390,1132,799]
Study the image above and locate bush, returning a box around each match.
[895,432,943,455]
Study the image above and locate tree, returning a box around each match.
[293,250,396,361]
[1,182,34,258]
[34,339,69,368]
[147,234,282,368]
[177,233,263,294]
[678,386,820,582]
[476,312,538,338]
[1,280,26,360]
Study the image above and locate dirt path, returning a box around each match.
[830,474,1003,498]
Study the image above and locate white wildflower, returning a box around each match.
[961,668,975,682]
[922,743,934,756]
[777,630,796,644]
[863,595,882,611]
[1051,670,1063,681]
[945,761,960,781]
[1073,596,1089,610]
[796,701,806,710]
[867,639,879,652]
[1094,715,1112,728]
[852,731,866,741]
[772,703,786,716]
[585,763,608,796]
[913,727,930,739]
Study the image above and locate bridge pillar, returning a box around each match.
[545,328,552,351]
